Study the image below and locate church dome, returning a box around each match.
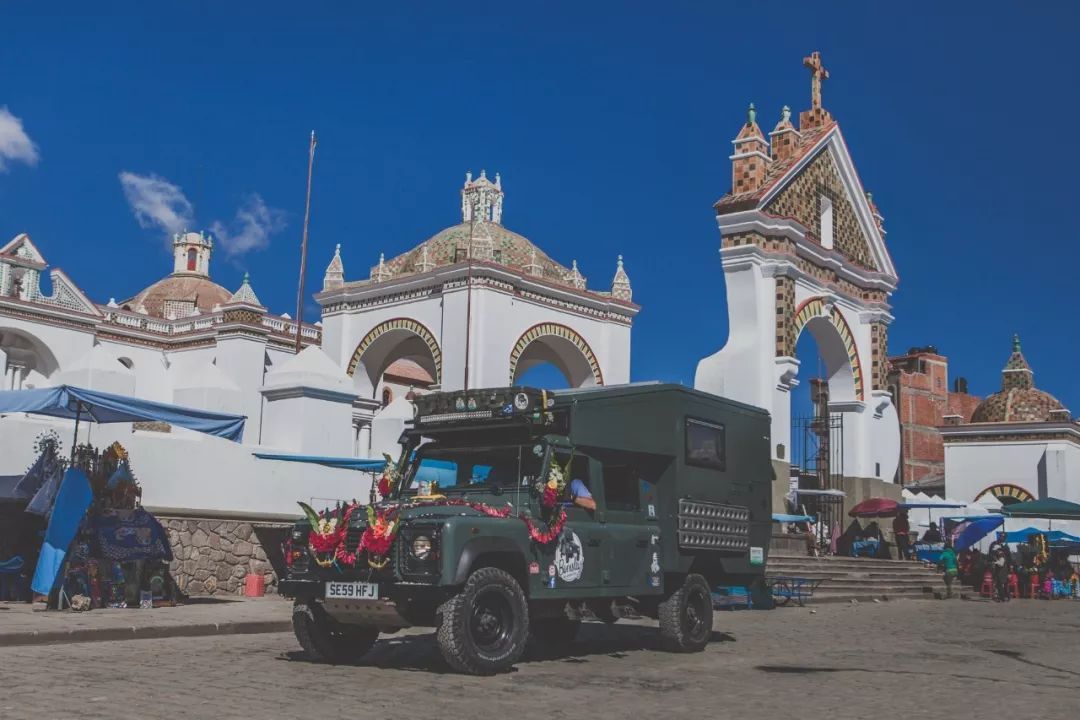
[122,275,233,319]
[378,221,572,282]
[348,172,595,292]
[970,335,1070,423]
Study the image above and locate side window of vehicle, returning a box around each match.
[685,418,726,471]
[602,464,640,512]
[556,453,592,500]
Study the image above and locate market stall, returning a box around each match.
[0,384,246,610]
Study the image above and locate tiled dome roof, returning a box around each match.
[970,335,1070,423]
[122,275,232,318]
[371,221,574,284]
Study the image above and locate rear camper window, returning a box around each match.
[685,418,726,471]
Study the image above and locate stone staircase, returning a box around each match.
[766,553,948,604]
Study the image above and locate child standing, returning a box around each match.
[938,542,959,599]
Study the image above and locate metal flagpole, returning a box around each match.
[294,130,318,354]
[462,206,476,391]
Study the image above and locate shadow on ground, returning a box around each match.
[280,621,738,674]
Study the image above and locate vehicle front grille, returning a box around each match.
[677,499,750,552]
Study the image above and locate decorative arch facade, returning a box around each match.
[346,317,443,384]
[695,118,900,484]
[508,322,603,387]
[791,296,865,402]
[974,483,1034,506]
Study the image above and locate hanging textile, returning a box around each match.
[31,468,93,595]
[89,508,173,563]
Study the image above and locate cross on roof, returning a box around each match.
[803,51,829,110]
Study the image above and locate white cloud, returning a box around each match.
[0,107,40,171]
[120,171,284,257]
[118,171,194,236]
[211,194,287,257]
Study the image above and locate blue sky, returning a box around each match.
[1,2,1078,410]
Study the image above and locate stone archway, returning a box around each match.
[347,318,442,399]
[509,322,603,388]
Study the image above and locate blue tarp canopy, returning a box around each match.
[0,385,245,442]
[1003,527,1080,544]
[772,513,815,523]
[949,516,1004,551]
[251,452,386,471]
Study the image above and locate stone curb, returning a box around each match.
[0,619,291,648]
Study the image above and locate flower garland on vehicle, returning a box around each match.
[376,453,400,499]
[299,501,355,568]
[361,505,399,569]
[299,453,577,568]
[524,451,572,542]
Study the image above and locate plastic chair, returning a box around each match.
[980,570,993,598]
[1028,575,1040,599]
[1007,572,1020,599]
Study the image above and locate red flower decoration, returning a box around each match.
[377,475,391,498]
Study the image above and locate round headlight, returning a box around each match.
[454,397,466,411]
[411,535,433,560]
[467,397,478,411]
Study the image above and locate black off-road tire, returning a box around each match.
[292,601,379,664]
[437,567,529,675]
[526,617,581,659]
[657,574,713,653]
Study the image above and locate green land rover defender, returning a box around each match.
[279,383,773,674]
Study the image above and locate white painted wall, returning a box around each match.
[0,414,370,516]
[944,439,1080,505]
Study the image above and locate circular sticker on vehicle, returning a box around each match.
[554,531,584,582]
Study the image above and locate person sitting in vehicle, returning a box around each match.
[567,477,596,512]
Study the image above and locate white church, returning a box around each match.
[0,172,637,519]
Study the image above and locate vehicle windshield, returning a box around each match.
[399,439,547,495]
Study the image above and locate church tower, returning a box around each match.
[460,170,504,224]
[173,230,213,276]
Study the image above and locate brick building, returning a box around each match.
[887,346,980,489]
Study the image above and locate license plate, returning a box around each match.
[325,581,378,599]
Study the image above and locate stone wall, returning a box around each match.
[160,517,286,596]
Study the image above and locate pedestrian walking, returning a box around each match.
[938,542,958,599]
[893,511,911,560]
[991,546,1010,602]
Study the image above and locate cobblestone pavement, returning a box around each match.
[2,600,1078,719]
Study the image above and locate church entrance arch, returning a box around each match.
[509,323,603,388]
[792,297,864,404]
[346,318,442,399]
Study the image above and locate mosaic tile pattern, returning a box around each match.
[764,150,878,271]
[774,276,796,356]
[970,340,1070,422]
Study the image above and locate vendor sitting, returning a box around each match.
[922,522,943,544]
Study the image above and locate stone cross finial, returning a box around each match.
[803,51,829,110]
[782,105,791,124]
